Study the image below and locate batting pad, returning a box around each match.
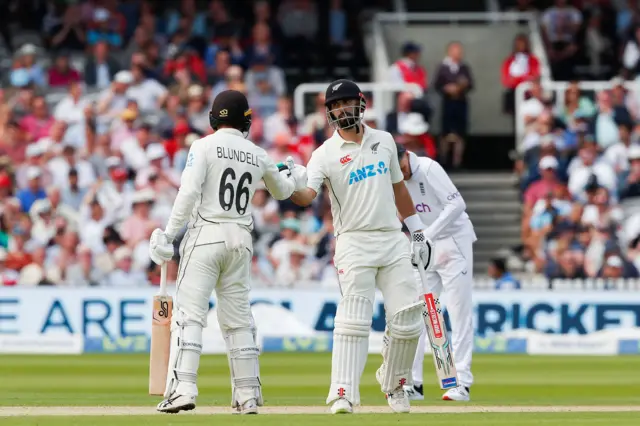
[223,327,263,408]
[326,295,372,406]
[164,309,203,398]
[379,302,424,393]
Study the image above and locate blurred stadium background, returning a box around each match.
[1,0,640,410]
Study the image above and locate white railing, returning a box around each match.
[293,82,423,130]
[371,12,552,87]
[514,80,640,150]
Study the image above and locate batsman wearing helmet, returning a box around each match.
[149,90,307,414]
[290,79,434,414]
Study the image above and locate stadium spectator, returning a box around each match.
[567,140,617,202]
[501,34,541,114]
[127,65,168,114]
[87,8,123,49]
[434,41,474,169]
[263,96,296,147]
[101,245,147,287]
[541,0,582,80]
[12,44,46,88]
[0,247,20,286]
[398,112,435,159]
[489,258,521,290]
[620,145,640,199]
[47,4,86,52]
[17,167,46,213]
[84,41,122,89]
[388,41,427,90]
[245,22,283,67]
[48,51,81,88]
[592,90,631,150]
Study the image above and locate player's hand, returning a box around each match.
[290,164,307,191]
[410,232,434,271]
[149,228,174,265]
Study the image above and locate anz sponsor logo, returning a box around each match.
[348,161,388,185]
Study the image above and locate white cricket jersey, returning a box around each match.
[164,128,296,241]
[404,152,476,241]
[306,125,404,236]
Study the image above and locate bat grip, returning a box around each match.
[159,262,168,296]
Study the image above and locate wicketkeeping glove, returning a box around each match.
[410,231,434,271]
[149,228,174,265]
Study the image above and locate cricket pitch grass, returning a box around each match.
[1,353,639,425]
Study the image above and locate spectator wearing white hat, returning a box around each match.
[119,189,160,249]
[274,242,314,288]
[48,143,96,190]
[97,165,134,223]
[134,143,179,188]
[523,156,566,213]
[398,112,435,159]
[16,167,47,213]
[186,85,210,133]
[126,64,168,114]
[29,199,56,247]
[53,81,90,147]
[101,245,148,287]
[15,142,52,190]
[568,140,617,203]
[12,44,46,87]
[64,244,103,287]
[96,70,134,123]
[79,184,115,254]
[0,247,20,286]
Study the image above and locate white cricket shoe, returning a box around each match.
[404,384,424,401]
[386,388,410,413]
[330,398,353,414]
[236,398,259,414]
[156,393,196,414]
[442,386,470,401]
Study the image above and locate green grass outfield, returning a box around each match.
[1,353,640,425]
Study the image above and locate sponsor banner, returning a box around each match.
[0,334,83,354]
[2,288,640,341]
[526,334,618,355]
[618,340,640,354]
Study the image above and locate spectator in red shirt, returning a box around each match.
[164,48,207,84]
[48,52,81,87]
[20,96,55,142]
[524,156,566,211]
[501,34,541,114]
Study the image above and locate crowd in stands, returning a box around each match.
[0,0,386,288]
[509,0,640,281]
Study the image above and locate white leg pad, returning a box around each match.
[222,327,263,408]
[326,295,372,406]
[379,302,424,393]
[164,309,203,398]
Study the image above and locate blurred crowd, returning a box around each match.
[0,0,380,288]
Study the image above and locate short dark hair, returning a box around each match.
[490,258,506,273]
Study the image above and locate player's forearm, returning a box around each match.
[266,177,296,200]
[393,182,418,221]
[290,188,317,207]
[164,188,198,241]
[424,198,465,240]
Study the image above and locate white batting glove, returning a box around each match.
[291,164,308,191]
[149,228,174,265]
[410,231,434,271]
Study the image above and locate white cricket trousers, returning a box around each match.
[412,233,475,388]
[174,223,254,331]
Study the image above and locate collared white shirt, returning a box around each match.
[404,152,475,240]
[306,125,403,236]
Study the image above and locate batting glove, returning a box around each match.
[410,231,434,271]
[149,228,174,265]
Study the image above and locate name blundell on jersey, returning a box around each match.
[216,147,260,167]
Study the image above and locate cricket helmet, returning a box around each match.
[209,90,252,136]
[324,79,366,131]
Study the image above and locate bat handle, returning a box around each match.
[159,262,168,296]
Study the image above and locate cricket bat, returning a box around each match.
[149,262,173,395]
[416,260,459,390]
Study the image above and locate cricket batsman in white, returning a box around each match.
[148,90,307,414]
[396,144,476,402]
[290,79,434,414]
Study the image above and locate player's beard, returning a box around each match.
[327,106,361,130]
